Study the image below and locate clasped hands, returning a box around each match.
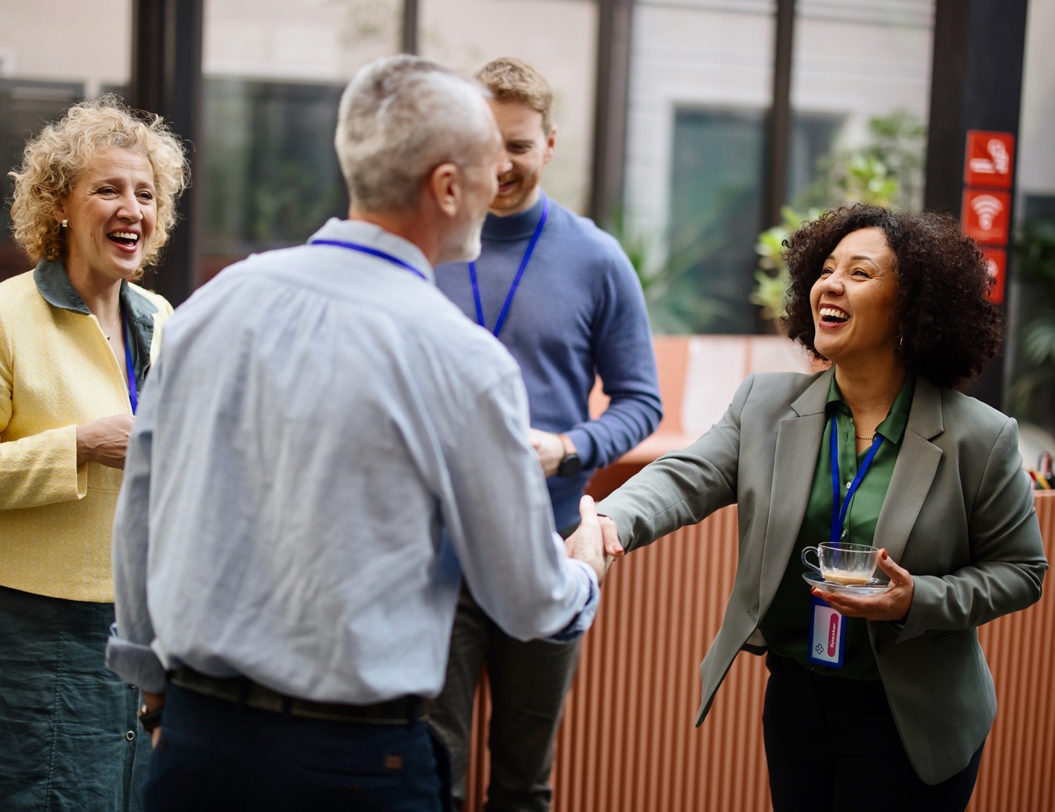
[571,509,914,624]
[565,496,625,587]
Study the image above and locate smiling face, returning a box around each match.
[810,227,900,366]
[487,99,556,216]
[55,146,157,285]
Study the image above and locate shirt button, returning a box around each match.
[846,481,852,489]
[126,730,136,741]
[842,530,847,538]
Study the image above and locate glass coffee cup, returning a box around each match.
[801,541,880,586]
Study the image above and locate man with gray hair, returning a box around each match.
[105,55,608,812]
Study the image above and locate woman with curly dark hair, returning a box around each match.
[595,205,1047,811]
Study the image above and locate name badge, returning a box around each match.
[807,594,845,668]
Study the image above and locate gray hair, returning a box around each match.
[335,55,494,213]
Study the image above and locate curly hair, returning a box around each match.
[8,95,188,278]
[782,205,1003,389]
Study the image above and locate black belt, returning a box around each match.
[168,666,428,725]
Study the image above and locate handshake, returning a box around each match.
[563,495,626,587]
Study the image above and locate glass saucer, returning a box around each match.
[802,571,893,597]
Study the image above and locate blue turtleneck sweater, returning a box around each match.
[436,193,663,529]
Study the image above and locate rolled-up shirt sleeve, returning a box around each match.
[105,362,167,692]
[442,370,600,643]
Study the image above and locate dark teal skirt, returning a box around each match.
[0,585,152,811]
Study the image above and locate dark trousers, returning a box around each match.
[429,586,582,812]
[146,684,450,812]
[762,652,984,812]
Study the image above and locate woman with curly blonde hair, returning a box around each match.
[0,95,187,811]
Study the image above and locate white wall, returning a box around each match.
[0,0,131,94]
[1018,0,1055,201]
[203,0,398,81]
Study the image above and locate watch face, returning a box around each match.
[558,453,582,478]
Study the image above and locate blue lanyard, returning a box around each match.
[829,413,883,546]
[123,307,137,415]
[469,194,548,338]
[311,240,428,281]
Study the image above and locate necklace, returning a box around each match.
[102,313,120,340]
[855,433,876,440]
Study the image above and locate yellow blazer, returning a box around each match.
[0,261,172,602]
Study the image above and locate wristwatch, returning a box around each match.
[138,702,164,732]
[556,434,581,478]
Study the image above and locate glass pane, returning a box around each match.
[625,0,777,334]
[667,108,766,334]
[418,0,598,215]
[0,0,132,281]
[788,0,934,213]
[200,0,400,283]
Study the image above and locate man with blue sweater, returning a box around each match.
[432,58,663,812]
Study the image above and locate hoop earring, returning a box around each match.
[61,219,68,228]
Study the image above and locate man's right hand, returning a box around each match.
[565,495,614,587]
[76,414,135,469]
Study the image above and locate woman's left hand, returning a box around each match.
[812,548,914,622]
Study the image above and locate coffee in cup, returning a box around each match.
[801,542,880,586]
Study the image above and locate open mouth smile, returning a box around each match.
[108,231,140,252]
[819,305,850,326]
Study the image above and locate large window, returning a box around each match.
[201,79,349,282]
[625,0,933,335]
[199,0,399,282]
[623,0,776,334]
[788,0,933,213]
[666,108,765,334]
[418,0,598,215]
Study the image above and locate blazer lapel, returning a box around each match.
[874,377,944,564]
[759,370,832,606]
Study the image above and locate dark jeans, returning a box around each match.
[762,652,984,812]
[429,586,581,812]
[0,585,150,812]
[146,684,450,812]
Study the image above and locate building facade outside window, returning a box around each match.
[624,0,934,335]
[0,0,132,281]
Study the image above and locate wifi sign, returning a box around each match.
[963,190,1010,245]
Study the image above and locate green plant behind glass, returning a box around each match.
[751,110,926,326]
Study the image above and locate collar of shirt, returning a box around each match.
[308,218,436,284]
[33,257,159,388]
[825,371,915,445]
[481,192,547,243]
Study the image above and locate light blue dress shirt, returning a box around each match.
[105,219,599,703]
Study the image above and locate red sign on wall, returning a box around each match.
[962,189,1011,245]
[981,247,1006,304]
[964,131,1015,189]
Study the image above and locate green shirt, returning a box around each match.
[757,372,916,680]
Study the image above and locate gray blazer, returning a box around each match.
[598,368,1047,785]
